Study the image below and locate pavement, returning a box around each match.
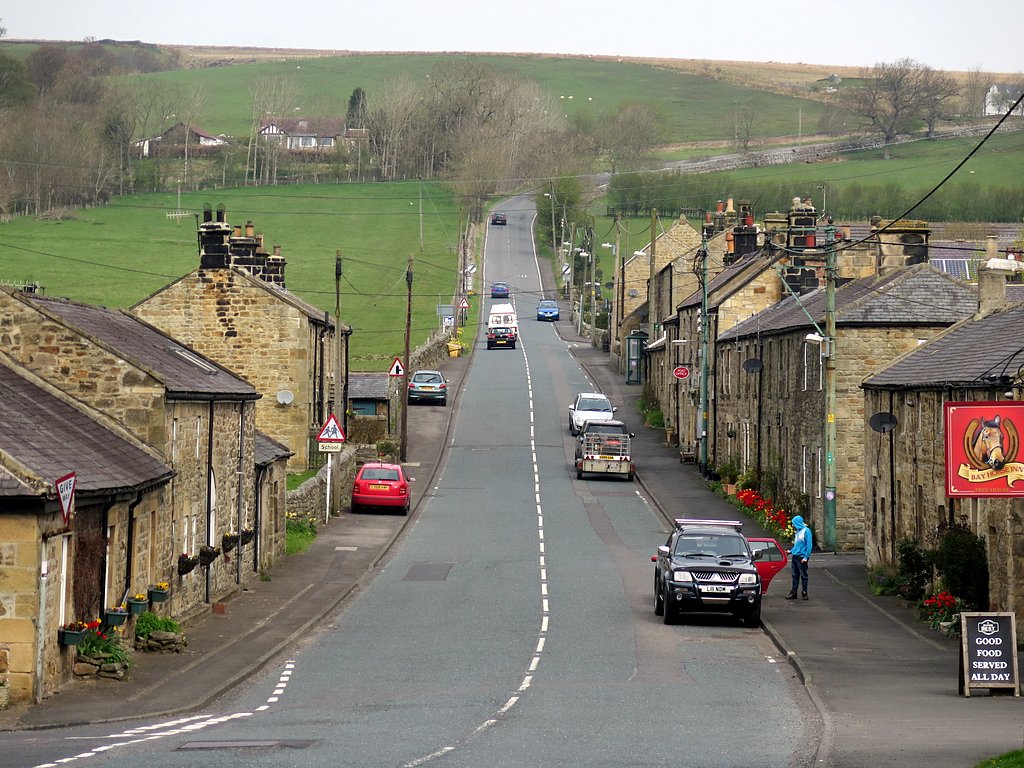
[3,317,1023,767]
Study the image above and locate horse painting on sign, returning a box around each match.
[963,414,1016,471]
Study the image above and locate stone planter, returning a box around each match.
[58,628,86,646]
[148,587,169,603]
[104,609,128,628]
[127,598,148,615]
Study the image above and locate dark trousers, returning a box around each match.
[790,557,809,593]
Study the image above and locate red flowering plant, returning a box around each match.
[921,590,967,632]
[734,489,796,541]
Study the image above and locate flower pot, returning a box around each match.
[104,609,128,628]
[178,555,200,576]
[222,533,240,553]
[127,598,148,615]
[58,628,86,646]
[199,545,221,567]
[148,587,169,603]
[240,529,255,545]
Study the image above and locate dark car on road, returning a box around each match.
[490,281,510,299]
[407,369,448,406]
[652,519,763,627]
[487,326,517,349]
[490,212,507,225]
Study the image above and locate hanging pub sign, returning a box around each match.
[944,401,1024,498]
[959,612,1020,697]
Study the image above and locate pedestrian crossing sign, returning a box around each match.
[317,414,346,443]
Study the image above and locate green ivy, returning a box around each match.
[134,611,181,639]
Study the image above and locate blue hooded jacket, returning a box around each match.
[790,516,812,560]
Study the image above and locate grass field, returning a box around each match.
[122,53,827,145]
[0,182,475,369]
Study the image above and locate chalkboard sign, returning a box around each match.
[960,612,1020,697]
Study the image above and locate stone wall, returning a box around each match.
[864,388,1024,625]
[0,291,168,448]
[134,269,336,471]
[287,444,358,524]
[0,511,41,704]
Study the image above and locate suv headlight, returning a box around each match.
[672,570,693,584]
[738,572,758,585]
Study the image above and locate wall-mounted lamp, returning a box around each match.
[805,332,825,343]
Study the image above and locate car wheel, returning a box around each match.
[654,577,664,616]
[440,398,447,406]
[626,473,634,481]
[401,503,410,516]
[576,468,583,479]
[351,502,360,514]
[662,584,677,625]
[742,605,762,628]
[487,343,493,349]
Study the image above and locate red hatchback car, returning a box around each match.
[351,463,410,515]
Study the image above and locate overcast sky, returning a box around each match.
[3,0,1020,74]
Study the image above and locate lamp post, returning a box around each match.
[602,241,618,354]
[698,234,710,474]
[544,187,557,259]
[823,221,837,550]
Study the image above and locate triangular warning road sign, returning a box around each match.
[317,414,346,442]
[388,357,406,377]
[459,297,470,309]
[56,471,76,525]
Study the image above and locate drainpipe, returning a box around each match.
[34,538,48,704]
[205,401,215,604]
[123,492,144,598]
[254,465,266,573]
[236,402,245,585]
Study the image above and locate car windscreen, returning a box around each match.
[362,468,400,481]
[412,373,441,383]
[579,398,611,412]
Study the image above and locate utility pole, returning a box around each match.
[418,180,424,252]
[334,250,345,430]
[399,255,413,462]
[823,220,838,550]
[698,233,710,475]
[649,208,658,338]
[614,214,622,341]
[589,227,597,346]
[549,182,557,259]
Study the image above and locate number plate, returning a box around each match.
[699,585,730,593]
[421,385,435,390]
[369,484,388,490]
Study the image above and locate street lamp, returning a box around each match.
[602,242,618,353]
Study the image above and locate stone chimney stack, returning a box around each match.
[977,235,1008,317]
[198,207,232,269]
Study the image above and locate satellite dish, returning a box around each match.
[869,411,898,433]
[628,289,639,298]
[742,358,763,373]
[276,390,295,405]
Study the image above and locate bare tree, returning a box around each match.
[962,65,992,118]
[244,76,300,185]
[365,74,421,181]
[843,58,935,159]
[919,68,960,138]
[733,100,757,153]
[594,102,665,173]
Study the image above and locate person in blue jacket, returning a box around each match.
[786,516,812,600]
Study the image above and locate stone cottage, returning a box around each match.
[0,357,174,705]
[0,287,269,626]
[133,206,337,471]
[861,253,1024,621]
[716,264,977,550]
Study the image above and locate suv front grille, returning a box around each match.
[691,571,739,584]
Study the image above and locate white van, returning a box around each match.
[488,303,518,335]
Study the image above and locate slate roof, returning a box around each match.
[259,117,347,137]
[677,248,773,311]
[348,372,388,400]
[24,294,259,400]
[863,305,1024,389]
[720,263,977,342]
[254,430,294,467]
[0,361,174,498]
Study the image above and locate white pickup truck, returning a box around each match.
[574,420,635,481]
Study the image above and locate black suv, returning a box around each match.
[652,519,762,627]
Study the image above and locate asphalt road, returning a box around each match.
[4,198,817,768]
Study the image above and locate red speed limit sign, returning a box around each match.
[673,366,690,380]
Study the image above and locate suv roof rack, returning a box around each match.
[673,518,743,532]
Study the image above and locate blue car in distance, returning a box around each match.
[536,299,559,321]
[490,282,510,299]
